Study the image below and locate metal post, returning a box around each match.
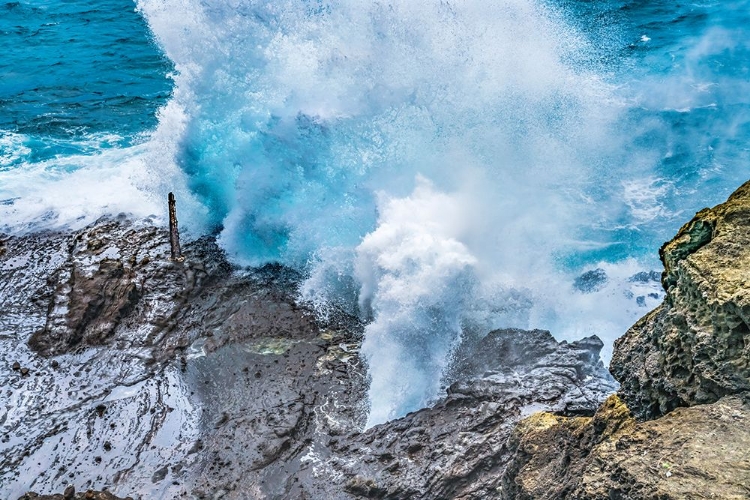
[168,192,183,261]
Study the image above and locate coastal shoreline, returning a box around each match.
[3,179,750,499]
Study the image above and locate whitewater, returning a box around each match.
[2,0,749,426]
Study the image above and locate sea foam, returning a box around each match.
[136,0,628,424]
[2,0,749,425]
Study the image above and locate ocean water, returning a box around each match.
[2,0,749,425]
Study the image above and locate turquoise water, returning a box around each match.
[0,0,172,166]
[2,0,749,422]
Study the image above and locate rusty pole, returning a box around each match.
[168,192,183,261]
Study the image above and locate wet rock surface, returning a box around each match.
[326,329,616,500]
[612,180,750,419]
[1,217,616,499]
[8,176,750,500]
[0,217,364,499]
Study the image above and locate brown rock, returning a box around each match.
[502,394,750,500]
[612,180,750,419]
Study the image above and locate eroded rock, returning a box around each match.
[501,394,750,500]
[1,217,360,499]
[611,180,750,419]
[22,219,232,357]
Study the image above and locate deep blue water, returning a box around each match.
[0,0,172,139]
[2,0,749,423]
[567,0,750,265]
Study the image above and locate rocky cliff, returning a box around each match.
[501,181,750,499]
[501,394,750,499]
[610,180,750,419]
